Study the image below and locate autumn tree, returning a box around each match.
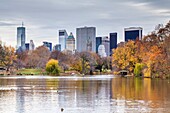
[15,50,28,69]
[112,40,139,74]
[0,44,16,72]
[25,46,50,68]
[46,59,60,75]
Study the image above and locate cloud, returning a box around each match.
[0,0,169,47]
[0,21,18,27]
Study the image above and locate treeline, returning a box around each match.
[0,43,112,75]
[15,46,111,75]
[112,21,170,78]
[0,21,169,77]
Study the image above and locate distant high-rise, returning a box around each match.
[25,43,29,50]
[29,40,35,50]
[66,32,75,53]
[76,27,96,52]
[98,45,107,57]
[102,36,110,56]
[17,22,26,50]
[124,27,143,41]
[53,44,61,51]
[59,30,68,51]
[110,33,117,54]
[43,41,52,51]
[96,37,102,53]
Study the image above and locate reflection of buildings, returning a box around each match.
[58,79,111,112]
[66,32,75,53]
[124,27,143,41]
[76,27,96,52]
[17,23,26,50]
[43,41,52,51]
[59,30,68,51]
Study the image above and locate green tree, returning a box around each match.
[134,63,144,76]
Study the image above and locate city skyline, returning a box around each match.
[0,0,169,47]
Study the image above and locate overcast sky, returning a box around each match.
[0,0,169,47]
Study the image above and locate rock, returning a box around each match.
[61,108,64,112]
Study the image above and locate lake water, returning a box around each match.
[0,75,169,113]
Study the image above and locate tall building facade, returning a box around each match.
[53,44,61,51]
[96,37,102,53]
[110,33,117,54]
[125,27,143,41]
[66,32,75,53]
[102,36,110,56]
[59,30,68,51]
[17,24,26,50]
[25,43,29,50]
[29,40,35,50]
[76,27,96,52]
[43,42,52,51]
[98,44,107,57]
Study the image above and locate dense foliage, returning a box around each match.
[112,21,170,78]
[0,44,16,72]
[46,59,60,75]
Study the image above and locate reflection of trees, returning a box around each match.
[111,78,170,109]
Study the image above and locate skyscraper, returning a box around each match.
[96,37,102,53]
[110,33,117,54]
[98,45,107,57]
[76,27,96,52]
[43,41,52,51]
[25,43,29,50]
[59,30,68,51]
[29,40,35,51]
[17,23,26,50]
[124,27,143,41]
[66,32,75,53]
[102,36,110,56]
[53,44,61,51]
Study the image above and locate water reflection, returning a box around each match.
[0,76,169,113]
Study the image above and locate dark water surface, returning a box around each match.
[0,75,169,113]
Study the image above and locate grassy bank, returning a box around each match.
[17,69,47,75]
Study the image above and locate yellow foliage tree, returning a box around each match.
[112,40,138,74]
[46,59,60,75]
[0,45,16,71]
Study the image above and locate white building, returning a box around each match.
[98,45,107,57]
[59,29,68,51]
[29,40,35,50]
[102,36,110,56]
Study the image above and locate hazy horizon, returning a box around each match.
[0,0,169,47]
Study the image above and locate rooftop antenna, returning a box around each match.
[22,22,24,27]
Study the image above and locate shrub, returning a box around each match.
[134,63,144,76]
[46,59,60,75]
